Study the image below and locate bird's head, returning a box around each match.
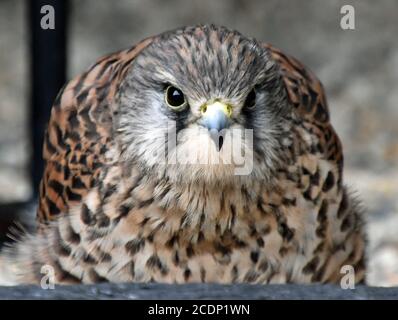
[117,25,292,187]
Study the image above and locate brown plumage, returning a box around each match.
[0,25,365,285]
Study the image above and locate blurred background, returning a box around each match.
[0,0,397,286]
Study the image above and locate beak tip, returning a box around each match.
[200,101,231,151]
[209,129,225,152]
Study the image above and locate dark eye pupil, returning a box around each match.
[167,86,185,107]
[245,89,256,109]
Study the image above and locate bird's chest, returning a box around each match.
[101,182,341,284]
[85,155,345,284]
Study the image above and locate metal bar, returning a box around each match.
[28,0,68,197]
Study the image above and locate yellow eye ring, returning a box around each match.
[165,86,187,111]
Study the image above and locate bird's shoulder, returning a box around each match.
[37,38,153,224]
[264,43,330,124]
[264,43,343,172]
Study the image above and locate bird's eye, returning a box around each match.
[165,86,187,111]
[244,89,256,110]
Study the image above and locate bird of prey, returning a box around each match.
[0,25,365,285]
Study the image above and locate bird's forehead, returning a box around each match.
[136,26,273,100]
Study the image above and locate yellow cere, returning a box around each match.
[201,101,232,118]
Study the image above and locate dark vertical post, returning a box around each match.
[28,0,68,197]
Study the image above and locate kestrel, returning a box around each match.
[0,25,365,285]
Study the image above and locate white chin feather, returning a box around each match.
[124,122,271,185]
[164,126,257,184]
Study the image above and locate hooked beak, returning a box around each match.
[200,101,232,151]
